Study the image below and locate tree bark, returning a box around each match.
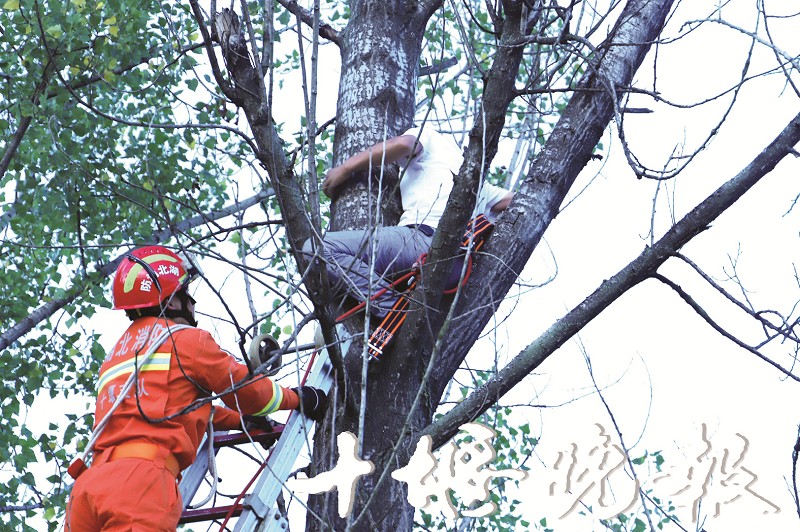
[327,1,436,231]
[200,1,690,530]
[308,1,677,531]
[305,2,444,530]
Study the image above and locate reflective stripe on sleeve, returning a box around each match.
[252,380,283,416]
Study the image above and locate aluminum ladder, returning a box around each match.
[178,326,348,531]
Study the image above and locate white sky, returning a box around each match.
[484,1,800,527]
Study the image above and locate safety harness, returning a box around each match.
[336,214,495,362]
[67,324,191,480]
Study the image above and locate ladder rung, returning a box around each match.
[179,504,243,524]
[213,425,285,448]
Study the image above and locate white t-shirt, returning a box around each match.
[397,127,508,228]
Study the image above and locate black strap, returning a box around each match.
[406,224,435,237]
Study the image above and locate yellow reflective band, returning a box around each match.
[122,253,180,293]
[97,353,171,395]
[253,381,283,416]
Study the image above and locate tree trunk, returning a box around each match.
[327,1,437,232]
[305,2,442,531]
[432,0,677,394]
[306,1,678,531]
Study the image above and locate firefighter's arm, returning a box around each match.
[226,372,301,417]
[188,330,300,416]
[322,135,420,199]
[212,406,244,430]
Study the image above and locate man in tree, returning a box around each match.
[65,245,328,532]
[306,127,513,319]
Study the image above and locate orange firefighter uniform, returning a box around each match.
[65,316,299,531]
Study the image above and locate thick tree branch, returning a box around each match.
[202,7,343,374]
[434,0,677,391]
[397,0,530,379]
[188,0,237,100]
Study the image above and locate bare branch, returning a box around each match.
[676,253,800,347]
[431,0,678,390]
[425,110,800,446]
[276,0,341,45]
[792,423,800,520]
[0,189,273,351]
[652,273,800,381]
[0,503,44,513]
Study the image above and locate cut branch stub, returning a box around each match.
[211,9,260,100]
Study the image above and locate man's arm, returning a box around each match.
[490,191,514,213]
[322,135,421,199]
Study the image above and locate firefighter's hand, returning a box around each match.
[292,386,328,422]
[242,415,276,450]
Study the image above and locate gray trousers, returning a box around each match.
[303,226,432,318]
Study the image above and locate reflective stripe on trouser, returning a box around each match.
[65,459,181,532]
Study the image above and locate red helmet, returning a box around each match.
[112,246,198,310]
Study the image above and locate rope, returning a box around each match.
[188,406,218,510]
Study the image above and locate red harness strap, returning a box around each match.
[335,270,416,324]
[366,275,418,361]
[366,215,495,362]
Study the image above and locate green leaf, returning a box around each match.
[277,9,290,24]
[46,25,64,39]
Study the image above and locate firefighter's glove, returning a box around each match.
[242,415,276,450]
[292,386,328,422]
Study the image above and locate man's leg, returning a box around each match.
[304,227,431,317]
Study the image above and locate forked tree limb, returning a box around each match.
[425,111,800,447]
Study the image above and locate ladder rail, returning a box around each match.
[236,328,348,531]
[179,430,218,508]
[179,428,284,514]
[177,326,348,530]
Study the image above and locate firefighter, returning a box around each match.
[65,245,327,531]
